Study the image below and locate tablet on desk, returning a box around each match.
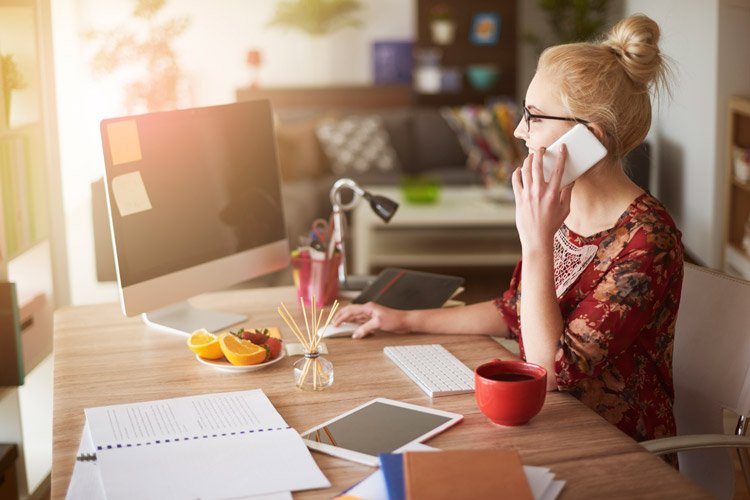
[300,398,463,466]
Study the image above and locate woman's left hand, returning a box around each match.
[511,145,573,250]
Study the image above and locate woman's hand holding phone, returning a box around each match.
[511,145,573,251]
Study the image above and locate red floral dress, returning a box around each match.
[495,193,683,445]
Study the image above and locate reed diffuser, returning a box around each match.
[278,297,338,391]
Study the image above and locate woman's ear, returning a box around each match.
[587,123,606,142]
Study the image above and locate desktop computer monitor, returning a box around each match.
[100,100,290,335]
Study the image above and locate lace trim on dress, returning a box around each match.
[553,229,598,298]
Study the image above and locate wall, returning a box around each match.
[625,0,750,267]
[52,0,416,304]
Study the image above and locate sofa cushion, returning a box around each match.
[316,115,401,176]
[411,108,467,173]
[275,118,329,181]
[379,110,416,170]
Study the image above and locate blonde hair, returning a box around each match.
[538,14,671,159]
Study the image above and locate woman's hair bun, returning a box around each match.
[602,14,666,88]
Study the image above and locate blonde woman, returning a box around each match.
[333,14,683,450]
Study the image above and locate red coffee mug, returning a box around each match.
[474,359,547,426]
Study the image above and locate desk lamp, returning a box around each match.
[329,178,399,291]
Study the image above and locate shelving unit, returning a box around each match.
[723,96,750,279]
[414,0,517,106]
[0,0,67,498]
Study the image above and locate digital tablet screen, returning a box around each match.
[300,400,455,457]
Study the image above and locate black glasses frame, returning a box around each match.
[522,99,589,132]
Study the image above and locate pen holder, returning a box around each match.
[291,251,341,306]
[293,351,334,391]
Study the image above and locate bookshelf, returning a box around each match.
[0,0,67,497]
[414,0,517,106]
[723,96,750,279]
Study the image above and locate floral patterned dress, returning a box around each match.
[495,193,684,447]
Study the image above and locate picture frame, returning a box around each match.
[470,12,501,45]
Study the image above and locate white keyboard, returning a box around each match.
[383,344,475,397]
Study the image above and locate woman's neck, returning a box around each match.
[565,160,645,237]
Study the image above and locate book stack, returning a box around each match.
[338,448,565,500]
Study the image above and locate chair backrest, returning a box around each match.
[672,263,750,499]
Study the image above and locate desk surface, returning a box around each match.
[52,286,709,499]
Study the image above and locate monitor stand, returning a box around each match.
[142,302,247,336]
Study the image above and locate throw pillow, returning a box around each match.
[316,115,401,176]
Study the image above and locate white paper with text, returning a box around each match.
[82,389,329,499]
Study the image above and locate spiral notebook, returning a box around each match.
[68,389,329,500]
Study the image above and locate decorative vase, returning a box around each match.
[293,351,334,391]
[430,20,456,45]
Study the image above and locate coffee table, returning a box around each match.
[351,185,519,275]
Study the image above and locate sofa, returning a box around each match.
[276,108,480,244]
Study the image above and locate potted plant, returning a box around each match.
[267,0,363,36]
[525,0,611,53]
[429,3,456,45]
[0,53,27,128]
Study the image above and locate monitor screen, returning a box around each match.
[101,100,289,333]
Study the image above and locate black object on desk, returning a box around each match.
[353,268,464,310]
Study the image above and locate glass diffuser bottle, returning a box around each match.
[293,351,334,391]
[278,297,338,392]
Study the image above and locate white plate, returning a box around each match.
[195,349,286,372]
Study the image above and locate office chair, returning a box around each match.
[640,263,750,499]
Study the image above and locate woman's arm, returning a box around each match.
[512,146,572,391]
[332,300,509,339]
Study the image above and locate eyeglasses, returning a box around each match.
[522,100,589,132]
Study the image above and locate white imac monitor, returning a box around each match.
[100,100,290,335]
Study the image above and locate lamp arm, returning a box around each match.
[329,178,365,286]
[329,178,366,210]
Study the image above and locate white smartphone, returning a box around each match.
[542,123,608,187]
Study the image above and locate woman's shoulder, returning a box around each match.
[619,192,684,258]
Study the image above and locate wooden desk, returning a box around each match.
[52,286,709,499]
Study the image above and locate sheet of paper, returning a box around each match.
[85,389,286,447]
[523,466,554,500]
[96,430,323,499]
[82,389,329,499]
[66,425,105,500]
[106,119,142,166]
[111,171,152,217]
[66,423,295,500]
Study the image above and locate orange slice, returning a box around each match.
[266,327,281,340]
[187,329,223,359]
[219,333,268,366]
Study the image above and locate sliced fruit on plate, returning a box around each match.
[230,326,282,344]
[265,337,283,360]
[187,329,223,360]
[219,333,269,366]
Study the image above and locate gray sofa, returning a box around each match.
[276,107,480,254]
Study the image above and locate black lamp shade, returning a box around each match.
[368,195,399,222]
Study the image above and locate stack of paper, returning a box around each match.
[66,389,329,499]
[337,447,565,500]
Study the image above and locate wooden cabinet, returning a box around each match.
[414,0,517,107]
[723,96,750,279]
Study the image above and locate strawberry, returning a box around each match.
[265,337,283,359]
[230,328,269,344]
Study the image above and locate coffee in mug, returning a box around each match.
[474,359,547,426]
